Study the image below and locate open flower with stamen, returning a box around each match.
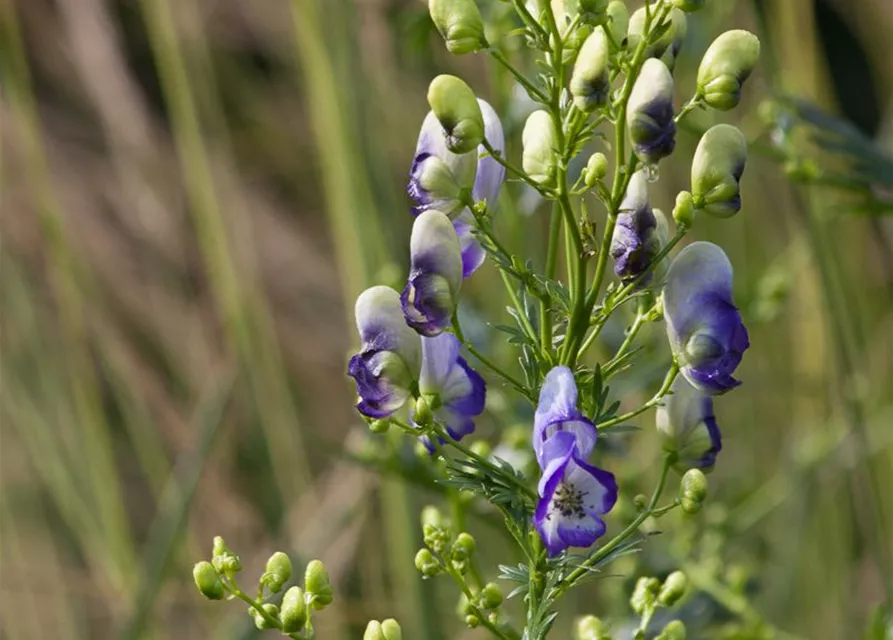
[402,211,464,336]
[533,366,598,468]
[662,242,750,394]
[656,376,722,470]
[610,171,658,284]
[348,286,422,419]
[413,333,486,451]
[534,431,618,556]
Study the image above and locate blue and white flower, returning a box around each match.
[533,431,618,556]
[533,366,598,468]
[610,171,659,283]
[401,211,464,336]
[414,333,486,450]
[627,58,677,165]
[656,376,722,470]
[662,242,750,394]
[348,286,422,419]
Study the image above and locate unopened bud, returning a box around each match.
[428,0,487,55]
[280,586,309,633]
[575,615,612,640]
[364,618,403,640]
[680,496,702,515]
[627,59,676,164]
[584,152,608,188]
[606,1,629,45]
[480,582,503,609]
[469,440,491,459]
[697,30,761,111]
[252,604,279,630]
[681,468,708,502]
[630,576,661,615]
[414,395,434,427]
[658,571,688,606]
[304,559,334,609]
[657,620,687,640]
[671,0,704,11]
[193,561,225,600]
[415,548,442,577]
[628,8,686,60]
[522,110,558,187]
[454,532,476,556]
[691,124,748,218]
[427,75,485,154]
[570,28,610,112]
[672,191,694,229]
[211,537,242,574]
[370,418,391,434]
[264,551,292,593]
[465,614,480,628]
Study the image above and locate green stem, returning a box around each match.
[451,311,533,400]
[598,362,679,431]
[222,579,281,629]
[541,206,563,356]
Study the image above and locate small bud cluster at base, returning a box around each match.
[657,620,687,640]
[658,571,689,607]
[575,614,612,640]
[630,577,661,615]
[680,468,708,514]
[364,618,403,640]
[305,560,334,610]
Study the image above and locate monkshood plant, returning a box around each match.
[193,1,760,637]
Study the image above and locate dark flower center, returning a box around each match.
[553,482,586,518]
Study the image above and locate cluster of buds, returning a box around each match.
[415,506,485,581]
[457,582,504,629]
[192,538,335,637]
[364,618,403,640]
[679,468,709,514]
[574,615,613,640]
[630,571,689,639]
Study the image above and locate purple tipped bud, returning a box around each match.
[662,242,750,394]
[570,28,610,112]
[697,30,761,111]
[656,377,722,470]
[402,211,463,336]
[610,171,659,284]
[691,124,748,218]
[627,59,677,164]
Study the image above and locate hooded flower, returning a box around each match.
[402,211,464,336]
[610,171,659,283]
[533,366,598,468]
[662,242,750,394]
[656,376,722,470]
[414,332,486,450]
[697,30,761,111]
[691,124,748,218]
[348,286,422,418]
[533,431,618,556]
[408,111,477,218]
[627,59,677,165]
[570,27,610,112]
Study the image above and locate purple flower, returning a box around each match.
[627,59,677,165]
[414,333,486,450]
[533,366,598,468]
[408,111,477,218]
[656,377,722,470]
[408,100,504,280]
[610,171,659,283]
[402,211,464,337]
[534,431,618,556]
[348,286,422,419]
[662,242,750,394]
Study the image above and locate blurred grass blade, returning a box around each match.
[120,369,237,640]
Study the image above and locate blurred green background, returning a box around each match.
[1,0,892,638]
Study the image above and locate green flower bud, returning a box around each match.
[671,0,704,11]
[414,394,434,427]
[415,548,442,577]
[657,620,687,640]
[658,571,688,606]
[469,440,491,459]
[633,494,648,511]
[522,110,558,187]
[427,75,485,154]
[480,582,503,609]
[672,191,695,229]
[680,496,702,515]
[280,586,308,633]
[630,576,661,615]
[584,152,608,188]
[264,551,292,593]
[697,30,761,111]
[212,536,228,557]
[681,468,708,503]
[193,561,225,600]
[691,124,748,218]
[211,537,242,574]
[428,0,488,55]
[605,1,629,45]
[570,28,610,112]
[369,418,391,434]
[465,614,480,628]
[564,23,594,65]
[575,614,612,640]
[628,8,686,60]
[304,559,334,609]
[364,618,403,640]
[252,604,280,630]
[454,532,476,556]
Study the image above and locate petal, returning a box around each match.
[565,456,618,516]
[436,405,476,441]
[663,242,734,329]
[348,352,413,418]
[409,211,464,296]
[534,367,597,466]
[536,431,577,496]
[354,286,421,371]
[419,333,461,393]
[472,99,506,208]
[442,357,486,416]
[412,111,477,193]
[454,211,487,278]
[556,515,606,550]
